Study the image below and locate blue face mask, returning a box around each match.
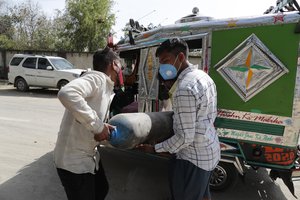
[159,64,177,80]
[159,56,181,80]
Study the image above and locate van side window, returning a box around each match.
[22,58,37,69]
[10,57,24,66]
[38,58,51,70]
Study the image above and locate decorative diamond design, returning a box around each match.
[214,34,289,102]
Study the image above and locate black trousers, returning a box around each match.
[169,158,212,200]
[56,160,109,200]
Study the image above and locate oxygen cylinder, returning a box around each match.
[108,111,174,149]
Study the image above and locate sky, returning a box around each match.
[10,0,277,41]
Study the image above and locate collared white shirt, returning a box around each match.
[155,64,220,171]
[54,71,114,174]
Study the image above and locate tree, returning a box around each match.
[8,0,51,50]
[33,15,57,50]
[0,0,116,52]
[50,10,73,51]
[65,0,115,52]
[0,0,14,49]
[0,34,14,49]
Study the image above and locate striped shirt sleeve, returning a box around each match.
[155,86,197,153]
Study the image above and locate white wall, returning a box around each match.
[65,53,93,69]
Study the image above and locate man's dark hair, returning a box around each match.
[155,37,189,57]
[93,46,119,72]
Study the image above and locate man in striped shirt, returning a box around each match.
[154,38,220,200]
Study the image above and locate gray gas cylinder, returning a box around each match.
[108,111,174,149]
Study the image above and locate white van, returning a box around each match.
[8,54,86,91]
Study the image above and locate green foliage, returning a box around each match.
[65,0,115,51]
[50,10,73,51]
[0,15,13,37]
[7,0,51,50]
[0,34,14,49]
[0,0,115,52]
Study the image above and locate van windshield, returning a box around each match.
[49,58,74,70]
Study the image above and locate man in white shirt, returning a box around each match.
[142,38,220,200]
[54,47,122,200]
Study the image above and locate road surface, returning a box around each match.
[0,84,299,200]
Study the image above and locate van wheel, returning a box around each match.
[15,78,29,92]
[57,80,69,90]
[210,162,238,191]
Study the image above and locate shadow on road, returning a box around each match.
[0,85,58,98]
[101,146,292,200]
[212,167,290,200]
[0,152,66,200]
[0,148,294,200]
[100,147,171,200]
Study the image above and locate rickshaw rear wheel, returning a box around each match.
[210,161,239,191]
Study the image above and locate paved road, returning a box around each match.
[0,85,299,200]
